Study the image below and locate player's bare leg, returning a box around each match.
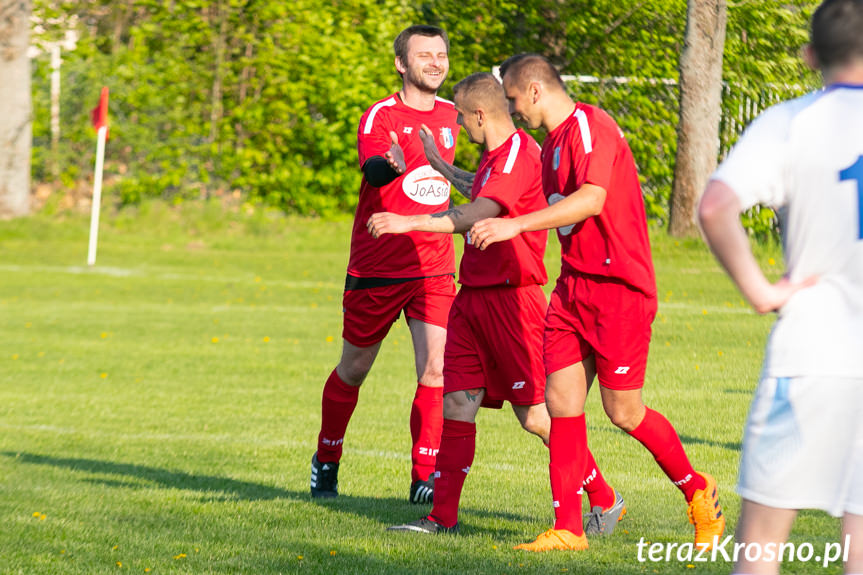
[842,512,863,574]
[512,402,550,443]
[336,339,384,386]
[733,499,797,574]
[406,318,446,502]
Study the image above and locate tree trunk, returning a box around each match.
[0,0,32,218]
[668,0,727,237]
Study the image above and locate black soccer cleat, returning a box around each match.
[387,516,458,534]
[310,452,339,498]
[409,475,434,504]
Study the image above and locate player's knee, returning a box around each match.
[604,404,641,432]
[418,363,444,387]
[337,359,373,386]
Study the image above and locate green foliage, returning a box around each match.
[30,0,820,230]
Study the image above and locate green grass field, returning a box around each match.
[0,202,843,574]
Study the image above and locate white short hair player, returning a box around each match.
[699,0,863,573]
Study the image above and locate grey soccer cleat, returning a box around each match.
[584,490,627,535]
[387,516,458,534]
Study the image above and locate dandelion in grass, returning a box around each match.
[101,332,109,339]
[262,336,270,343]
[174,553,186,560]
[211,337,219,343]
[768,258,776,266]
[112,545,119,550]
[12,354,19,360]
[297,556,304,561]
[325,336,334,343]
[116,561,122,568]
[330,550,336,556]
[101,373,108,379]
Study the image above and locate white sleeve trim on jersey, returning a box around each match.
[574,108,593,154]
[435,95,454,106]
[363,97,397,135]
[502,133,521,174]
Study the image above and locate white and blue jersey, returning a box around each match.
[711,84,863,378]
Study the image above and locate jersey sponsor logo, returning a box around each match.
[418,447,439,457]
[481,167,492,187]
[553,147,561,170]
[614,366,630,375]
[512,380,526,390]
[548,193,575,236]
[440,127,454,149]
[402,165,451,205]
[403,126,413,134]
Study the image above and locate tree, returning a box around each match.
[668,0,727,237]
[0,0,32,218]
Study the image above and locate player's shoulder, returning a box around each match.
[743,91,823,141]
[359,94,400,134]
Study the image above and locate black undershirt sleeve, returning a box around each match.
[363,156,400,187]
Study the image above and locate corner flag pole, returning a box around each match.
[88,87,109,266]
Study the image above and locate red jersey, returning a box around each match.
[461,130,548,288]
[348,94,460,279]
[541,103,656,298]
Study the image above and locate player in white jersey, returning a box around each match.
[699,1,863,573]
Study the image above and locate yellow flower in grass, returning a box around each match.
[174,553,186,560]
[211,337,219,343]
[262,336,270,343]
[116,561,122,568]
[330,550,336,556]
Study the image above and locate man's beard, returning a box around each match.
[405,65,447,93]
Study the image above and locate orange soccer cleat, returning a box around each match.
[687,472,726,550]
[513,529,589,552]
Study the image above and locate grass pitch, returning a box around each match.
[0,201,842,574]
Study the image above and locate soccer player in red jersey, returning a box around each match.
[470,54,725,551]
[310,25,461,504]
[366,72,553,534]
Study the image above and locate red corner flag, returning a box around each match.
[91,86,109,138]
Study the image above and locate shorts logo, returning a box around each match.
[553,147,561,170]
[512,381,526,390]
[418,447,439,457]
[401,165,451,206]
[548,193,574,236]
[440,127,454,149]
[403,126,413,134]
[614,366,631,375]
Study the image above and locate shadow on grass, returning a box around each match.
[678,434,741,452]
[1,451,532,535]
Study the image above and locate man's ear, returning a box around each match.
[395,56,407,75]
[802,44,819,72]
[529,81,542,104]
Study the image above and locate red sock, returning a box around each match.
[583,448,615,511]
[410,384,443,482]
[316,369,360,463]
[628,407,706,501]
[549,415,587,535]
[429,418,475,528]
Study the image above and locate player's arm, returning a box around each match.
[698,180,815,314]
[470,183,605,250]
[418,124,474,199]
[367,197,501,237]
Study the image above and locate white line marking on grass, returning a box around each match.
[0,264,341,290]
[0,423,518,471]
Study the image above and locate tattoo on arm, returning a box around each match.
[432,207,464,220]
[449,168,475,199]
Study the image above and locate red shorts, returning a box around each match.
[443,285,547,408]
[342,274,456,347]
[544,273,657,390]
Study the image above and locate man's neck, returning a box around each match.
[543,95,577,133]
[400,84,438,111]
[485,122,517,153]
[824,61,863,86]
